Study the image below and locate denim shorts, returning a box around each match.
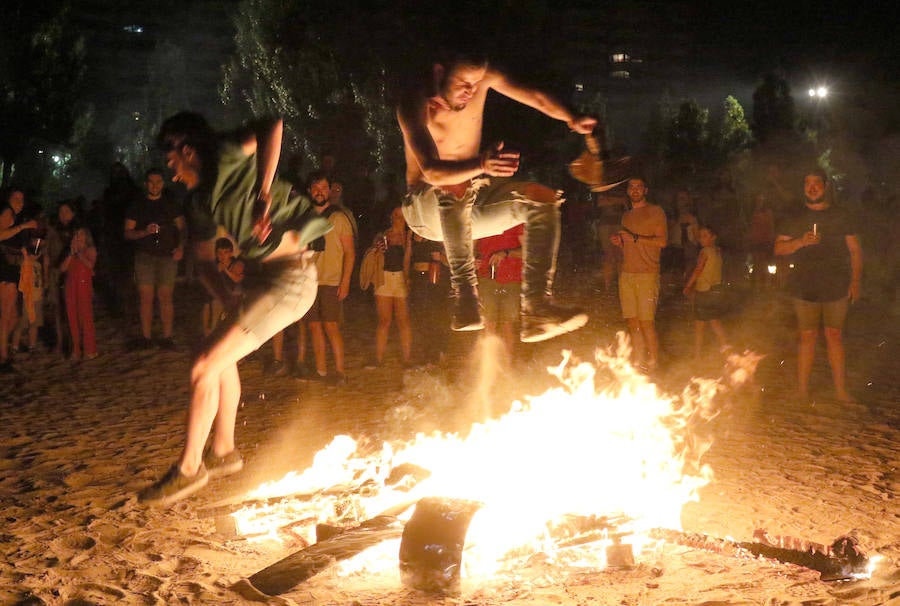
[374,270,408,298]
[232,255,318,346]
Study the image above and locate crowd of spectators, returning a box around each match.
[0,156,886,406]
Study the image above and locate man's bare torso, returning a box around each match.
[402,74,496,190]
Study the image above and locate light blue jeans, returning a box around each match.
[403,178,561,310]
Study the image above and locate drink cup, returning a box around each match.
[429,261,440,285]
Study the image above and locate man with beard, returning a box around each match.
[397,51,596,342]
[609,177,667,371]
[138,113,329,505]
[124,168,186,350]
[775,169,862,402]
[301,171,355,386]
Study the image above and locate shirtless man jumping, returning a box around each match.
[397,51,596,342]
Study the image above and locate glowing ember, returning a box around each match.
[232,335,736,583]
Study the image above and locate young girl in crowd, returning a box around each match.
[60,227,97,360]
[683,224,729,360]
[367,205,412,367]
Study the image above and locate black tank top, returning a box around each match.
[384,244,404,272]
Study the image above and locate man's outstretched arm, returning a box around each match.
[490,71,596,134]
[240,118,283,196]
[240,118,283,242]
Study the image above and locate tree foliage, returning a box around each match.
[221,0,578,202]
[221,0,417,192]
[716,95,752,161]
[642,94,752,191]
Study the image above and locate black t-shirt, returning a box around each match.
[776,204,859,302]
[125,194,184,256]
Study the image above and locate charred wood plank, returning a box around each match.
[649,528,868,580]
[241,515,404,596]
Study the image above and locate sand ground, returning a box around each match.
[1,267,898,605]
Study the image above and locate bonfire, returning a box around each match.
[213,335,869,598]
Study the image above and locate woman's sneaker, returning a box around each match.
[138,464,209,506]
[203,447,244,479]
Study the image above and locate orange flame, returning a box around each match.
[232,335,750,582]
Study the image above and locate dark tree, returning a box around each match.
[751,72,796,144]
[667,99,710,177]
[221,0,582,194]
[0,2,87,188]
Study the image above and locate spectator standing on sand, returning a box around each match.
[683,224,729,359]
[775,169,862,402]
[609,177,667,371]
[124,168,187,350]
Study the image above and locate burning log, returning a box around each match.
[240,514,405,596]
[398,497,482,595]
[649,528,869,581]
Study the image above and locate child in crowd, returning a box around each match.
[60,227,97,360]
[15,235,48,353]
[201,237,244,336]
[683,224,729,359]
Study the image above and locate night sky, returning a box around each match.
[73,0,896,103]
[43,0,900,196]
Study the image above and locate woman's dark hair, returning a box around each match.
[57,198,80,215]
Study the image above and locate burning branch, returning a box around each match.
[649,528,869,581]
